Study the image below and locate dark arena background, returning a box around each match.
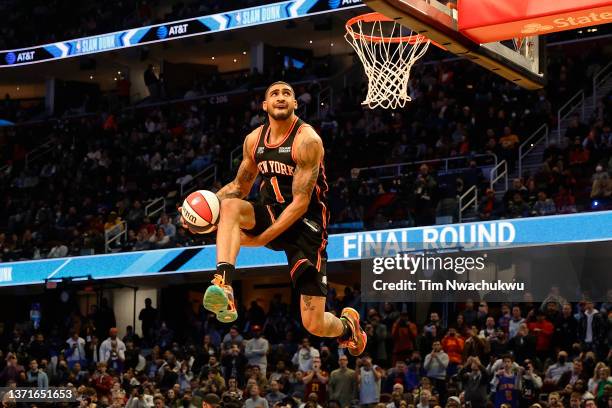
[0,0,611,407]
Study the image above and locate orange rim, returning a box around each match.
[346,12,446,50]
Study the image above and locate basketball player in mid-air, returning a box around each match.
[180,81,366,356]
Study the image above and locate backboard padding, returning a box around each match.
[364,0,546,89]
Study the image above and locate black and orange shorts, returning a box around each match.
[246,202,328,297]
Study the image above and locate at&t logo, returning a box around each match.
[4,51,35,64]
[156,25,168,39]
[5,52,16,65]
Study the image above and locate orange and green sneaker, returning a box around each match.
[338,307,367,356]
[203,274,238,323]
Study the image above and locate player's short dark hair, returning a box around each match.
[265,81,295,98]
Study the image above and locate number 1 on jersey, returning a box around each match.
[270,176,285,203]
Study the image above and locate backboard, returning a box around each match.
[364,0,546,89]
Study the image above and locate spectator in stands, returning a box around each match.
[499,126,520,170]
[329,355,356,408]
[590,365,612,402]
[533,191,557,216]
[292,338,319,373]
[138,298,158,345]
[506,192,530,218]
[99,328,126,364]
[66,330,87,369]
[441,327,464,377]
[28,333,49,362]
[25,359,48,388]
[520,359,542,406]
[590,163,612,203]
[554,303,578,353]
[265,379,286,406]
[414,164,437,225]
[464,326,488,362]
[555,185,577,213]
[579,300,606,357]
[222,344,248,387]
[245,384,268,408]
[559,358,587,388]
[423,340,448,401]
[458,356,489,408]
[383,360,410,393]
[92,362,113,400]
[508,323,536,365]
[527,311,555,361]
[223,326,244,353]
[478,188,499,220]
[357,355,383,407]
[545,351,573,389]
[508,306,525,339]
[492,354,520,408]
[144,65,160,100]
[245,325,269,376]
[391,312,418,365]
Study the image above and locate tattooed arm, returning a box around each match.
[241,127,323,246]
[216,130,259,200]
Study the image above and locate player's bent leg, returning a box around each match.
[300,295,367,356]
[217,198,256,265]
[300,295,343,337]
[205,199,256,323]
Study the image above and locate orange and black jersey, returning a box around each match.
[252,117,329,231]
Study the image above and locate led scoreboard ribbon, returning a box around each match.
[0,0,364,68]
[0,210,610,287]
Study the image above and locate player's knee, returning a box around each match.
[220,198,242,218]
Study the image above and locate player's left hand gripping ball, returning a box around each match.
[180,190,220,234]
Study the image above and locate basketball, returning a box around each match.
[181,190,220,233]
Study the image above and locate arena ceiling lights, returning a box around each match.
[0,0,366,68]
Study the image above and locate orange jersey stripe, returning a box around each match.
[266,205,276,223]
[290,258,308,278]
[264,116,299,148]
[316,238,328,271]
[251,125,265,162]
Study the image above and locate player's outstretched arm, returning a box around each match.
[242,127,323,247]
[216,130,260,201]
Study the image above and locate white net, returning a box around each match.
[345,14,431,110]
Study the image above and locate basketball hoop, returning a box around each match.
[345,12,444,109]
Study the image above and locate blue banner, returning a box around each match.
[0,0,364,68]
[0,211,610,287]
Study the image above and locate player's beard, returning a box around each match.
[268,105,294,121]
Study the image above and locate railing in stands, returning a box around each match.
[490,160,508,191]
[557,89,584,144]
[230,144,243,171]
[179,164,217,197]
[105,221,127,253]
[128,77,330,113]
[145,197,165,219]
[593,61,612,107]
[458,185,478,223]
[353,153,497,180]
[25,138,55,168]
[518,124,548,177]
